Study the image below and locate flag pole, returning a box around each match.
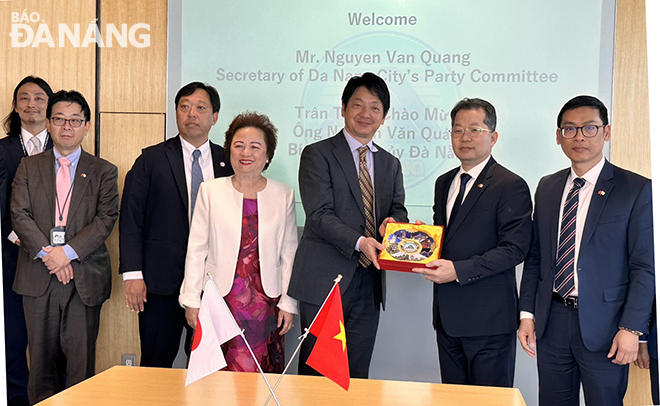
[206,273,282,406]
[262,274,343,406]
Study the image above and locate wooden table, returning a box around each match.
[36,366,527,406]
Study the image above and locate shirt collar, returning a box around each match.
[459,155,491,179]
[570,156,605,186]
[20,127,48,146]
[180,136,211,162]
[343,128,378,153]
[53,146,82,165]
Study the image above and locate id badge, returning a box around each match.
[50,226,66,246]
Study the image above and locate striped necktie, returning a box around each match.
[358,146,375,268]
[554,177,586,298]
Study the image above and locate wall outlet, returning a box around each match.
[121,354,136,367]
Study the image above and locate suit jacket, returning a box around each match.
[0,134,54,285]
[432,157,532,337]
[179,177,298,314]
[288,132,408,306]
[119,136,233,296]
[11,148,118,307]
[519,160,654,352]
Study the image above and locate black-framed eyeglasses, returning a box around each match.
[50,117,85,128]
[451,127,491,138]
[559,125,605,138]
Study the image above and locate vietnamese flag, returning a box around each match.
[305,284,350,390]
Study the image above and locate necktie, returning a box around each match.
[190,149,203,219]
[56,157,72,226]
[28,136,41,156]
[554,177,586,298]
[447,173,471,231]
[358,146,375,268]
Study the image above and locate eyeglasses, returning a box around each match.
[558,125,605,138]
[50,117,85,128]
[451,127,491,138]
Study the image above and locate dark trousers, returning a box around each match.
[3,278,29,406]
[435,318,516,387]
[138,292,192,367]
[22,279,102,405]
[298,266,381,378]
[537,300,628,406]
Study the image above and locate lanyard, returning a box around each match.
[19,133,50,156]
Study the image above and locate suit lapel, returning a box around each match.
[580,160,614,248]
[373,147,387,221]
[210,142,230,178]
[436,167,459,228]
[66,150,93,222]
[444,158,496,244]
[7,136,26,170]
[546,169,570,259]
[37,149,56,224]
[165,136,189,211]
[331,134,364,213]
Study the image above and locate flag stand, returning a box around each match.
[206,273,282,406]
[262,274,343,406]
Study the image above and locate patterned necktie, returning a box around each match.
[56,157,72,226]
[447,173,471,231]
[28,136,41,156]
[190,149,203,219]
[554,177,586,298]
[358,146,375,268]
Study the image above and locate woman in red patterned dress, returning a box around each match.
[180,112,298,372]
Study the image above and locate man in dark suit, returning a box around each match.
[1,76,54,406]
[518,95,654,406]
[412,98,532,387]
[11,90,118,404]
[289,72,408,378]
[119,82,233,367]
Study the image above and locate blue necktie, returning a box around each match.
[554,177,586,298]
[190,149,203,219]
[447,173,471,231]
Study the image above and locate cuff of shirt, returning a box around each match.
[355,236,364,252]
[520,311,534,320]
[63,244,78,260]
[123,271,144,281]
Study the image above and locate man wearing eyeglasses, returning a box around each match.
[518,95,653,406]
[412,97,532,387]
[10,90,119,404]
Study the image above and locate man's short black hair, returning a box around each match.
[175,82,221,113]
[557,95,609,127]
[341,72,390,116]
[47,90,92,122]
[450,98,497,132]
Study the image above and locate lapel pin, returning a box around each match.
[81,173,87,178]
[477,183,483,188]
[598,190,605,196]
[220,162,225,167]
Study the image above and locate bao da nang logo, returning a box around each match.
[10,10,150,48]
